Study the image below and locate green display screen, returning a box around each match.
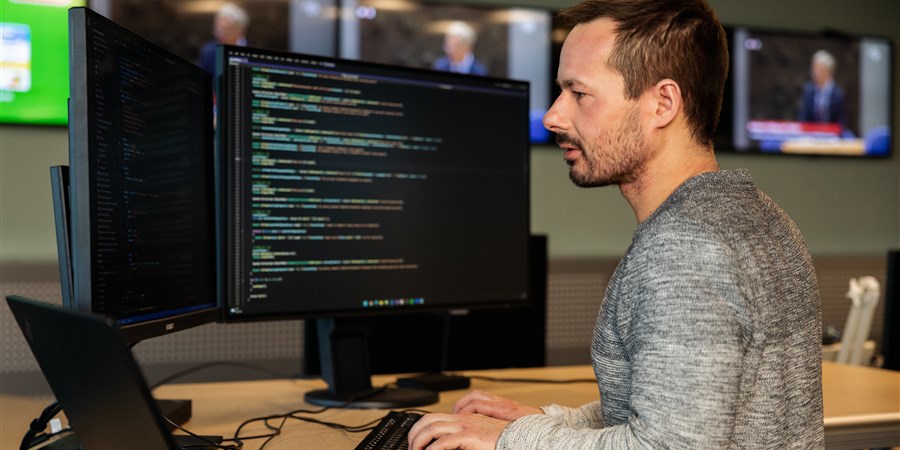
[0,0,85,126]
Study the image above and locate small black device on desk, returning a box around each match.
[355,411,423,450]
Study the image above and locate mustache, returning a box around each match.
[555,133,582,149]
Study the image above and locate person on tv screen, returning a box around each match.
[432,21,488,76]
[799,49,848,129]
[408,0,824,448]
[198,3,249,74]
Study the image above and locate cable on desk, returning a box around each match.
[231,407,379,450]
[231,384,431,450]
[467,375,596,384]
[18,398,244,450]
[19,401,64,450]
[149,361,294,390]
[243,408,430,450]
[233,406,330,442]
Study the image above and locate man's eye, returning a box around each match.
[573,91,585,99]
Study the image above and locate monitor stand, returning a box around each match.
[304,318,438,409]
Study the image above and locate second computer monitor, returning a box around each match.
[67,7,219,344]
[217,45,531,321]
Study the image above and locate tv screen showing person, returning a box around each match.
[198,2,249,73]
[432,21,488,76]
[798,50,848,128]
[339,0,553,143]
[727,27,892,157]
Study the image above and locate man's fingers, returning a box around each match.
[453,389,497,413]
[408,413,455,450]
[407,412,506,450]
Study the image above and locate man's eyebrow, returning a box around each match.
[557,79,589,90]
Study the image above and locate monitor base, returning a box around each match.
[396,373,471,391]
[304,386,438,409]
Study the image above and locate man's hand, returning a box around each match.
[453,390,544,421]
[406,390,544,449]
[407,412,508,450]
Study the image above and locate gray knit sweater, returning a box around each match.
[498,169,824,449]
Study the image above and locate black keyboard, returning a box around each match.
[355,411,423,450]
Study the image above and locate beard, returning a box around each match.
[560,104,649,188]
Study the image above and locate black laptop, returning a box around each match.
[6,295,214,450]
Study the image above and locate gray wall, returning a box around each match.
[0,0,898,264]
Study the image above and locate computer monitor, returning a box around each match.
[720,26,892,157]
[217,45,531,407]
[66,7,219,345]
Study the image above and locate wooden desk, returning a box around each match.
[1,363,897,449]
[821,362,900,449]
[151,366,600,449]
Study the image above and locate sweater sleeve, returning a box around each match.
[497,227,751,449]
[496,401,605,449]
[542,401,604,428]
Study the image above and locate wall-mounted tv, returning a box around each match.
[720,26,892,157]
[87,0,337,69]
[339,0,553,143]
[0,0,85,126]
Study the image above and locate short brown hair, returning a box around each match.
[557,0,728,147]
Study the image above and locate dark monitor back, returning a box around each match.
[50,165,73,309]
[302,235,548,375]
[882,249,899,371]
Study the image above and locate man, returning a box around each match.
[408,0,824,448]
[198,3,249,74]
[432,21,489,76]
[799,50,848,129]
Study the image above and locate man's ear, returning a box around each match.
[648,78,681,129]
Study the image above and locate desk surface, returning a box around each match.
[2,362,897,449]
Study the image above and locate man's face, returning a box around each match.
[543,18,650,188]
